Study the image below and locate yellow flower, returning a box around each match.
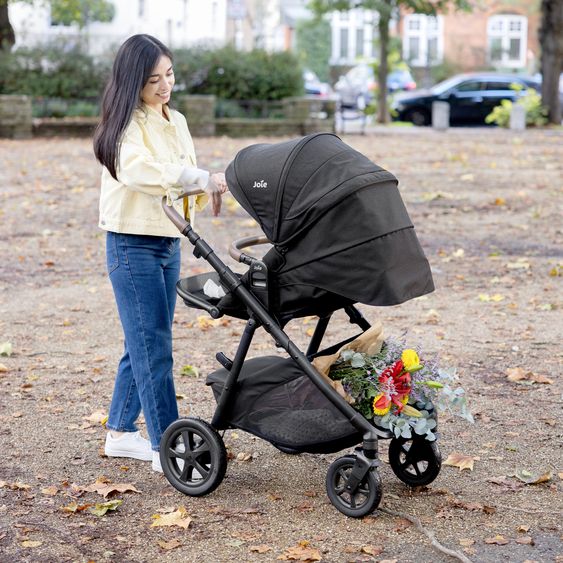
[401,349,420,371]
[372,393,391,416]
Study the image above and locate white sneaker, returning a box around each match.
[152,451,163,473]
[104,431,153,461]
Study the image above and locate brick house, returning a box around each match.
[399,0,541,74]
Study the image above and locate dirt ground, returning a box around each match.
[0,126,562,563]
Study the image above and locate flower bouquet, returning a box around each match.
[324,335,473,442]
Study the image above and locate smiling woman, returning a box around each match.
[92,34,228,474]
[141,57,175,110]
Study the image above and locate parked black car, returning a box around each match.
[392,73,541,125]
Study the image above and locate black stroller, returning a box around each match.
[160,133,440,518]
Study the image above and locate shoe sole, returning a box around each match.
[105,449,153,462]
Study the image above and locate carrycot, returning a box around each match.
[219,133,434,320]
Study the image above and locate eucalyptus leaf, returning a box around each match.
[401,425,412,439]
[350,353,366,368]
[341,349,355,361]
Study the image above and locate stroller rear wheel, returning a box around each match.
[160,417,227,496]
[388,437,441,487]
[326,455,382,518]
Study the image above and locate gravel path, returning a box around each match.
[0,128,561,562]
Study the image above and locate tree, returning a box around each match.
[539,0,562,124]
[296,17,332,82]
[0,1,15,48]
[310,0,472,123]
[0,0,114,50]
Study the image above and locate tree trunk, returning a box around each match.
[539,0,563,124]
[0,1,16,50]
[377,3,391,124]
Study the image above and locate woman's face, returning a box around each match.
[141,55,175,112]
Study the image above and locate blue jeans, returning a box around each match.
[105,232,180,451]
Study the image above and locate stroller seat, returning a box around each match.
[176,272,249,320]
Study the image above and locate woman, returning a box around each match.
[93,34,227,472]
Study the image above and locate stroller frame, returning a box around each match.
[159,191,441,517]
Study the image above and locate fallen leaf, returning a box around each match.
[361,545,384,556]
[151,506,192,529]
[506,367,553,384]
[484,535,509,545]
[517,525,530,533]
[505,260,530,270]
[83,411,106,424]
[180,364,199,378]
[278,540,322,561]
[0,342,13,356]
[516,536,534,545]
[510,470,552,485]
[488,477,524,492]
[89,499,122,517]
[250,544,272,553]
[0,363,8,372]
[459,538,475,547]
[157,538,182,550]
[41,485,58,496]
[443,452,479,471]
[83,477,141,498]
[478,293,505,302]
[1,481,31,490]
[61,502,92,513]
[21,540,42,548]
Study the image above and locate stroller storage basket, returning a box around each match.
[207,356,363,454]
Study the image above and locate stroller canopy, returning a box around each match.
[224,133,434,316]
[226,133,397,245]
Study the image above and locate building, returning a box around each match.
[8,0,228,55]
[399,0,540,74]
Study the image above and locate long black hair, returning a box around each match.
[93,34,173,180]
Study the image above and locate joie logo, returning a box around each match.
[252,180,268,188]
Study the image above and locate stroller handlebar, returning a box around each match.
[230,235,271,265]
[160,187,205,233]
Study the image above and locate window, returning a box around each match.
[403,14,443,67]
[356,28,364,57]
[455,81,483,92]
[484,81,511,91]
[330,9,376,64]
[340,28,349,59]
[487,15,527,68]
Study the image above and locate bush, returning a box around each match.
[172,45,303,101]
[0,40,110,98]
[485,85,548,127]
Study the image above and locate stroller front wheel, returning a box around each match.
[160,417,227,497]
[326,455,382,518]
[388,436,441,487]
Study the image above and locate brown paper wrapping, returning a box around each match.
[311,322,384,403]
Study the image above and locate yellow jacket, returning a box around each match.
[98,104,208,237]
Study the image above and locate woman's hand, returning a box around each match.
[210,173,228,194]
[205,173,228,216]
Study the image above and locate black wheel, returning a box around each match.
[388,437,441,487]
[405,107,430,126]
[326,456,382,518]
[160,417,227,496]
